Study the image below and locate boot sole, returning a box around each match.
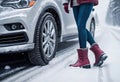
[70,64,91,69]
[94,54,108,67]
[82,65,91,69]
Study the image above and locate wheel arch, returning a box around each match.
[33,6,62,43]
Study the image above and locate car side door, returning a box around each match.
[55,0,78,36]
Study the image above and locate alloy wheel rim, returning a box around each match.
[42,20,56,58]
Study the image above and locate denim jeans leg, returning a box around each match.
[73,3,95,48]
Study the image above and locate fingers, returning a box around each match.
[63,4,69,13]
[65,8,69,13]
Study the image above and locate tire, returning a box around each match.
[28,12,58,65]
[90,19,95,37]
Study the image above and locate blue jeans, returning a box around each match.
[73,3,95,48]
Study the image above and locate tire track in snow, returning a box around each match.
[0,66,29,81]
[2,41,78,82]
[96,26,120,82]
[25,52,76,82]
[98,67,104,82]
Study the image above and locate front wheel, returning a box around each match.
[28,12,58,65]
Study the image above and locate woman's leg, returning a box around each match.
[73,3,95,48]
[70,6,90,68]
[72,4,107,67]
[86,29,95,45]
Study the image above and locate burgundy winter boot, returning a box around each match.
[90,43,108,66]
[70,48,91,68]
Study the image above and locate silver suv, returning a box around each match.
[0,0,98,65]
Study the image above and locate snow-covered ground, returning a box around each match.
[96,26,120,82]
[2,0,120,82]
[26,26,120,82]
[27,0,120,82]
[2,25,120,82]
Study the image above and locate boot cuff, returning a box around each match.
[77,48,88,51]
[91,43,98,47]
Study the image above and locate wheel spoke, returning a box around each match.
[43,39,47,46]
[43,32,47,37]
[49,22,53,32]
[48,21,51,27]
[50,29,55,37]
[46,21,50,32]
[49,42,54,54]
[50,38,55,44]
[43,43,49,53]
[47,44,50,56]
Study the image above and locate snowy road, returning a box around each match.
[28,26,120,82]
[1,0,120,81]
[0,40,79,82]
[96,26,120,82]
[1,26,120,82]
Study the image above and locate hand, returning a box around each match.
[63,4,69,13]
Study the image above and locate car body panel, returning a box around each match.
[0,0,97,53]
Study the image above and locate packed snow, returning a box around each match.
[25,26,120,82]
[27,0,120,82]
[2,0,120,82]
[3,25,120,82]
